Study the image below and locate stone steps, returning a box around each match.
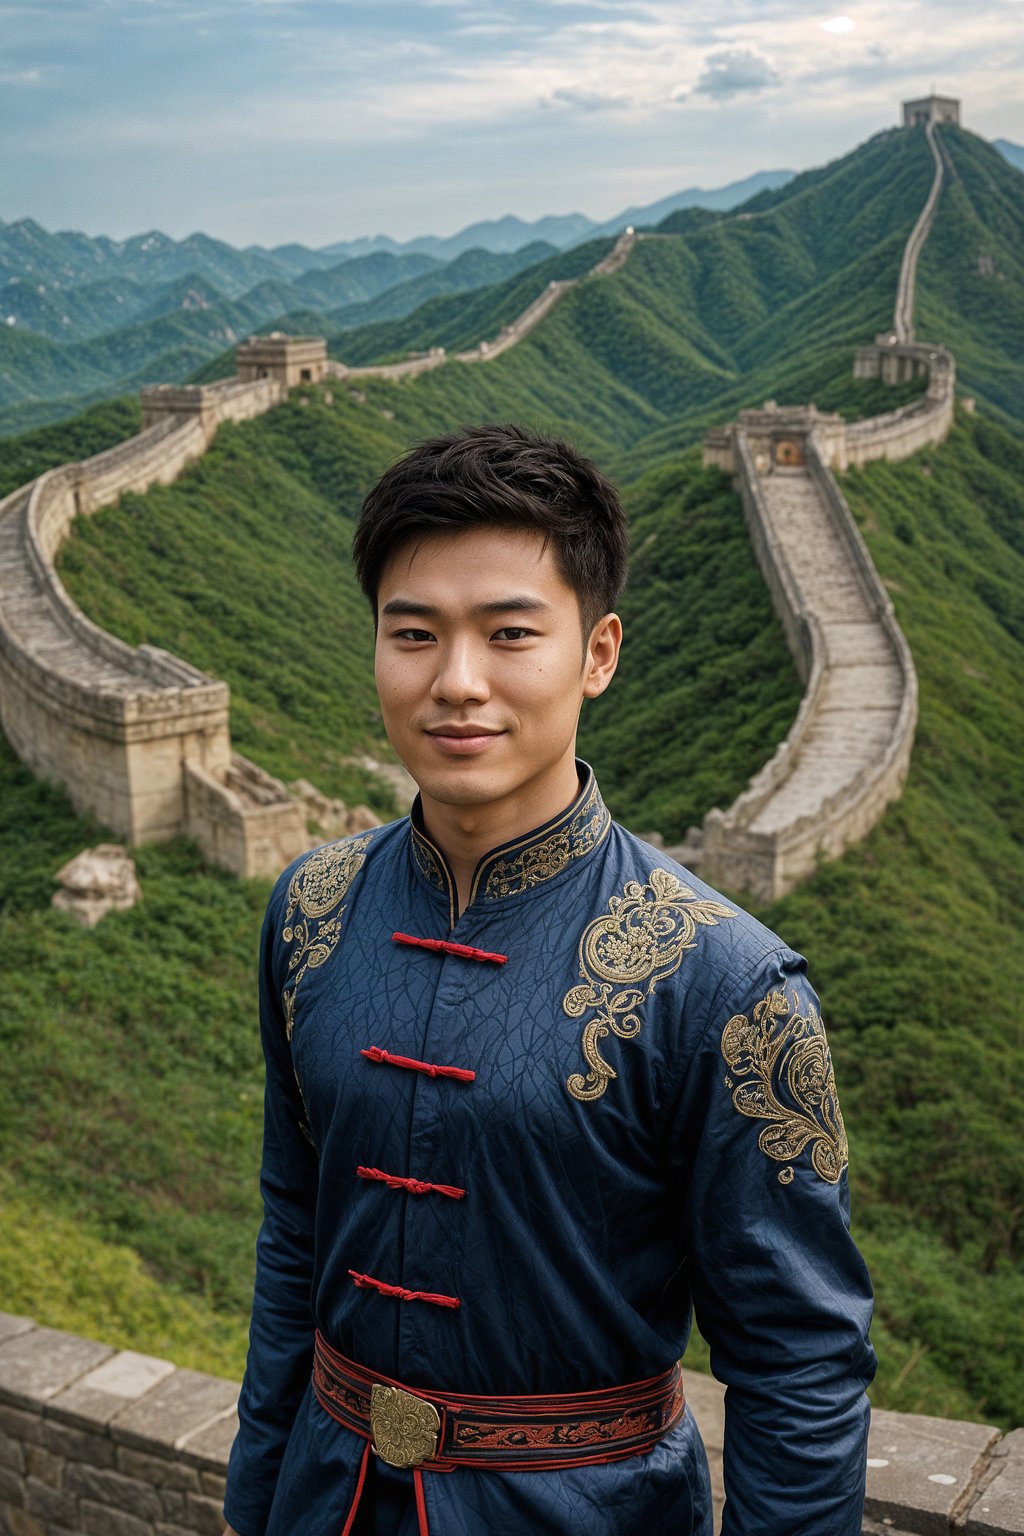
[744,467,905,836]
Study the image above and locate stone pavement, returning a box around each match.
[0,487,146,696]
[747,466,904,839]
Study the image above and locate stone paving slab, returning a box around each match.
[0,1315,36,1346]
[49,1350,176,1431]
[111,1369,239,1454]
[965,1428,1024,1534]
[864,1406,1001,1534]
[816,664,903,710]
[0,1325,114,1412]
[822,621,895,665]
[178,1407,239,1471]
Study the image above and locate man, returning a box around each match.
[222,423,875,1536]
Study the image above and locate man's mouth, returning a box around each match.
[423,725,505,754]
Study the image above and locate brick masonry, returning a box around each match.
[0,1314,1020,1534]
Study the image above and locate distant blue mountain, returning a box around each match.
[315,171,797,263]
[994,138,1024,173]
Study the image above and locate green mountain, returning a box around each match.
[2,120,1023,1429]
[328,241,560,331]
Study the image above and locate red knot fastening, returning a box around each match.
[393,931,508,965]
[349,1270,461,1310]
[361,1046,475,1083]
[357,1166,466,1200]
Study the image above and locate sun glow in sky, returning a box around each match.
[1,0,1021,247]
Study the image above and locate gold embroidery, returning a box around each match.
[565,868,735,1102]
[282,833,372,1035]
[720,988,848,1185]
[280,834,372,1144]
[481,776,611,900]
[410,828,446,892]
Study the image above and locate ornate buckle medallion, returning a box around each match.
[369,1383,441,1468]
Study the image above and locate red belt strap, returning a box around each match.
[313,1331,685,1535]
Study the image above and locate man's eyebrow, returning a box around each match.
[379,597,552,619]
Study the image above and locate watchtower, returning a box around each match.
[902,95,960,129]
[235,333,328,386]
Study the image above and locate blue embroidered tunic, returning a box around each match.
[223,766,875,1536]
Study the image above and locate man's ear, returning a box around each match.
[582,613,623,699]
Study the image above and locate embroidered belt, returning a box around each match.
[312,1330,686,1535]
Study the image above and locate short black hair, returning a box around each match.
[353,422,629,637]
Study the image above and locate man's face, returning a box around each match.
[374,526,619,824]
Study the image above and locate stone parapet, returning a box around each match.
[694,121,952,901]
[893,120,946,341]
[184,755,308,881]
[696,421,918,902]
[0,1314,236,1536]
[0,361,308,877]
[0,1313,1019,1535]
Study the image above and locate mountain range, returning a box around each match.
[2,141,1021,441]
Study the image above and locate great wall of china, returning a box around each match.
[2,103,1023,1536]
[685,116,954,899]
[0,121,953,895]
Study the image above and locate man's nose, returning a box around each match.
[430,639,490,704]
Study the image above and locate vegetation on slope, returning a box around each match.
[0,396,141,499]
[918,126,1024,430]
[577,455,802,835]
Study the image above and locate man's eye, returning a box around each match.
[395,629,434,643]
[493,627,533,642]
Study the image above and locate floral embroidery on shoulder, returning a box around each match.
[565,868,735,1102]
[720,987,848,1185]
[281,833,372,1037]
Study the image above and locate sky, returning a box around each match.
[2,0,1023,250]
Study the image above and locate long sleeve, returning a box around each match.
[223,886,320,1536]
[677,947,876,1536]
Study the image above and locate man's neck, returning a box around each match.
[420,756,583,918]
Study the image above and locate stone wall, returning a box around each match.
[324,228,638,382]
[691,117,953,902]
[1,1312,1020,1536]
[694,417,919,902]
[0,374,305,878]
[847,339,956,466]
[893,119,945,340]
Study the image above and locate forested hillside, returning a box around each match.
[2,120,1022,1429]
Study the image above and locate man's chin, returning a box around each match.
[415,767,506,809]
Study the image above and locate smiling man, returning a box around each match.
[222,423,875,1536]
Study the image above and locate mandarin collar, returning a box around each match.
[408,762,611,926]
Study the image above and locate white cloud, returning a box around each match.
[546,84,633,110]
[690,47,780,97]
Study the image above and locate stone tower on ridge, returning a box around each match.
[902,95,960,128]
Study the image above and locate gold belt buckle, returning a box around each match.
[369,1383,441,1468]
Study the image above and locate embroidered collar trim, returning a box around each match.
[409,763,611,923]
